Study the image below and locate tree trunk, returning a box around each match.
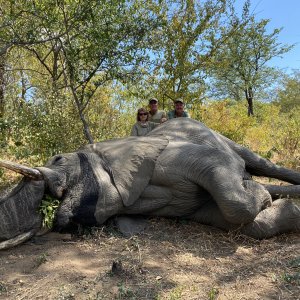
[79,109,94,144]
[0,54,5,118]
[65,59,94,144]
[69,85,94,144]
[245,87,254,116]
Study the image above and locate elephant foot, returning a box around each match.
[241,199,300,239]
[243,180,272,210]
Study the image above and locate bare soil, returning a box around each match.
[0,218,299,300]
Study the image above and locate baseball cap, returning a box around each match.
[174,98,184,104]
[149,98,158,104]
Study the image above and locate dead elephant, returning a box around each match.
[1,118,300,249]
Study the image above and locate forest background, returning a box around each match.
[0,0,299,187]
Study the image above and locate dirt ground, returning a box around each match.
[0,218,299,300]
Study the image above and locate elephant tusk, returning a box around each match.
[0,160,43,180]
[0,230,37,250]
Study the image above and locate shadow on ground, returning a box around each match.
[0,218,299,299]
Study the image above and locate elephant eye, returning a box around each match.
[53,155,66,164]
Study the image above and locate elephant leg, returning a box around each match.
[182,145,272,224]
[189,199,300,239]
[188,201,237,232]
[227,140,300,184]
[212,178,272,225]
[263,184,300,199]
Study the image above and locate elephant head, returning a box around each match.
[0,136,169,249]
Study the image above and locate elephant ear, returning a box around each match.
[87,136,169,206]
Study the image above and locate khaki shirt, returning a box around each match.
[149,110,167,123]
[130,121,159,136]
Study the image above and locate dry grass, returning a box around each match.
[0,218,299,300]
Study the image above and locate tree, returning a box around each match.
[275,70,300,112]
[210,0,292,116]
[0,53,5,117]
[147,0,236,107]
[0,0,164,143]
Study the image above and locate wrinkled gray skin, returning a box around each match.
[1,118,300,249]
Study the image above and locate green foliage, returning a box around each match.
[193,100,256,143]
[208,287,219,300]
[210,0,292,115]
[271,107,300,168]
[0,0,299,178]
[192,100,300,170]
[0,282,7,293]
[35,253,48,267]
[149,0,233,105]
[275,71,300,112]
[288,257,300,268]
[117,282,135,299]
[0,81,131,168]
[0,0,166,143]
[167,286,184,300]
[39,195,60,229]
[282,272,300,285]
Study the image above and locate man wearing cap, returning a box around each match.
[148,98,167,123]
[167,99,190,119]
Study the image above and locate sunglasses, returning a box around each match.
[139,113,148,116]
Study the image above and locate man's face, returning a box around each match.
[149,101,158,113]
[175,102,184,113]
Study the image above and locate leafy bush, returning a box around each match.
[192,100,299,170]
[271,107,300,169]
[39,195,60,228]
